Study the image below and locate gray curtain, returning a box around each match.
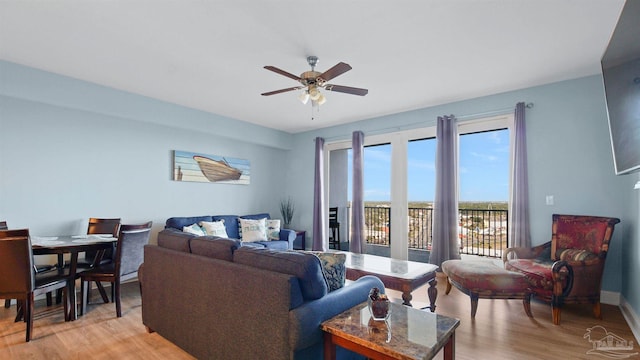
[312,137,326,251]
[509,102,531,248]
[429,115,460,268]
[350,131,365,254]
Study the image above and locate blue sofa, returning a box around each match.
[162,213,296,250]
[140,236,385,359]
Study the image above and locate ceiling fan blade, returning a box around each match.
[264,66,301,81]
[318,62,352,82]
[324,84,368,96]
[261,86,303,96]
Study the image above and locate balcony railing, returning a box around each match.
[363,206,508,258]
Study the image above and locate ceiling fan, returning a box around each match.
[261,56,368,106]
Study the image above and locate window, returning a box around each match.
[326,114,513,259]
[458,128,510,257]
[407,138,436,251]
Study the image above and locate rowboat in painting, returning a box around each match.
[193,155,242,182]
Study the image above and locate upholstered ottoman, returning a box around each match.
[442,260,533,318]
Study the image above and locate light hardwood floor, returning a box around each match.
[1,274,638,359]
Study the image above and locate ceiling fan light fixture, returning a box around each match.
[308,86,321,101]
[299,90,310,104]
[317,93,326,105]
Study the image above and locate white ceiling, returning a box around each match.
[0,1,626,134]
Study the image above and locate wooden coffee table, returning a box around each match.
[321,301,459,360]
[344,252,438,310]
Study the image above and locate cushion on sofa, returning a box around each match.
[301,251,346,292]
[166,216,213,230]
[200,220,229,237]
[212,215,241,239]
[239,218,268,242]
[266,219,281,240]
[183,223,206,236]
[233,247,327,301]
[237,213,271,239]
[190,237,240,262]
[157,229,193,253]
[248,240,289,250]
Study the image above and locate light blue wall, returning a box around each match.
[0,60,293,240]
[287,76,637,303]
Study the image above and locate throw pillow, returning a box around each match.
[266,219,281,240]
[182,223,205,236]
[302,251,346,292]
[239,218,267,242]
[199,220,229,237]
[556,248,597,262]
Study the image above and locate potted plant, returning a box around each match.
[280,198,295,228]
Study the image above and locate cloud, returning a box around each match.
[408,158,435,171]
[364,188,391,199]
[487,131,502,144]
[469,151,498,162]
[365,148,391,162]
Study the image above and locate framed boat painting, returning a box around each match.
[173,150,250,185]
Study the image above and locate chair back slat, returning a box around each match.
[87,218,121,237]
[329,207,339,223]
[86,218,121,261]
[0,229,34,296]
[0,221,8,230]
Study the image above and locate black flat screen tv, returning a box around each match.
[601,0,640,175]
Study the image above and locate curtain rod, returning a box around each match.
[457,102,533,121]
[315,102,534,143]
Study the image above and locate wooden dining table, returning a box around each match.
[31,235,117,321]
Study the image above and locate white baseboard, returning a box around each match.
[620,296,640,343]
[601,290,620,305]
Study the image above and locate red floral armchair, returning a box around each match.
[503,214,620,325]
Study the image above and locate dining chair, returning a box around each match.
[84,217,121,301]
[328,207,341,250]
[2,221,58,309]
[80,221,152,317]
[0,229,71,341]
[78,217,121,268]
[56,218,121,304]
[1,221,9,308]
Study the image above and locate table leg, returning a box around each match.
[67,252,79,321]
[443,331,455,360]
[401,290,413,307]
[427,277,438,312]
[323,332,336,360]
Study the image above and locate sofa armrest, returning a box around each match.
[280,229,296,248]
[288,275,385,351]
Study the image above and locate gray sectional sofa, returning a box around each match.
[140,233,385,359]
[162,213,296,250]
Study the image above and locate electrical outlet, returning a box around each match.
[545,195,554,206]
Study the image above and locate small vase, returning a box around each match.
[368,296,391,321]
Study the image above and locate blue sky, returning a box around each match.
[347,129,510,202]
